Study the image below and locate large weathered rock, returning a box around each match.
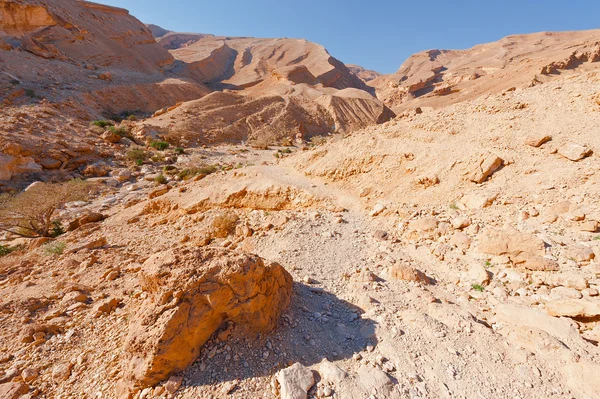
[121,247,293,391]
[0,382,28,399]
[467,152,503,183]
[546,299,600,318]
[557,142,592,161]
[477,226,546,265]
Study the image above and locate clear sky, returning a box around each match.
[101,0,600,74]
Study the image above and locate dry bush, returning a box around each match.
[0,180,95,238]
[211,211,239,238]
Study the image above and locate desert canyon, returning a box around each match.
[1,1,600,399]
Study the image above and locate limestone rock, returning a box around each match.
[460,192,497,209]
[357,365,393,395]
[0,382,28,399]
[546,299,600,318]
[557,142,592,161]
[477,226,546,265]
[521,256,559,271]
[121,247,293,390]
[468,152,503,183]
[468,263,490,286]
[525,134,551,147]
[317,360,348,383]
[388,263,431,284]
[277,363,315,399]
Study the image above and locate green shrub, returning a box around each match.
[50,220,65,238]
[177,164,219,180]
[0,245,15,257]
[92,120,113,128]
[127,148,147,163]
[471,284,485,292]
[25,89,36,98]
[174,147,185,155]
[150,141,169,151]
[44,241,66,256]
[154,174,168,185]
[108,125,129,137]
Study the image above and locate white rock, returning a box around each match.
[277,363,315,399]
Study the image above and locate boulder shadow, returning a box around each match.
[181,282,378,388]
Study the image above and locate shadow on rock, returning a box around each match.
[182,282,378,388]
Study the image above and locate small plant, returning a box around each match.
[174,147,185,155]
[449,202,459,210]
[274,152,280,159]
[177,164,219,180]
[281,148,292,154]
[151,153,165,163]
[150,141,170,151]
[44,241,66,256]
[309,135,327,146]
[281,137,293,147]
[471,284,485,292]
[92,120,113,128]
[154,174,168,185]
[49,220,65,238]
[9,79,20,86]
[108,125,129,137]
[127,115,137,121]
[127,148,147,163]
[25,89,36,98]
[593,236,600,240]
[212,211,239,238]
[484,261,491,267]
[0,245,15,257]
[0,180,93,238]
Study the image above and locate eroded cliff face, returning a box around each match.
[372,30,600,112]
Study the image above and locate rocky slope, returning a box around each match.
[1,3,600,399]
[372,29,600,112]
[139,29,394,144]
[0,3,392,188]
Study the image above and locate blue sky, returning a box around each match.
[101,0,600,74]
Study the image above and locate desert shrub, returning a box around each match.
[0,245,14,257]
[127,148,147,163]
[50,220,65,238]
[9,79,20,86]
[92,120,113,128]
[154,174,168,185]
[150,153,165,163]
[212,211,239,238]
[177,164,219,180]
[127,115,137,121]
[309,135,327,146]
[44,241,66,256]
[0,180,93,238]
[25,89,36,98]
[150,141,169,151]
[471,284,485,292]
[281,137,293,147]
[174,147,185,155]
[248,137,270,150]
[108,125,129,137]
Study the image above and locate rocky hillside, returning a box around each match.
[372,29,600,112]
[1,3,600,399]
[0,2,392,189]
[140,28,394,144]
